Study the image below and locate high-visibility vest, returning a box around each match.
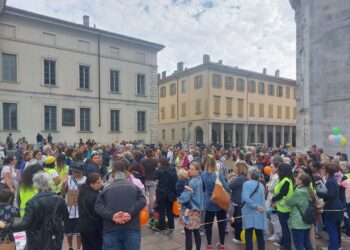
[274,177,294,213]
[345,173,350,179]
[44,168,61,193]
[19,187,38,217]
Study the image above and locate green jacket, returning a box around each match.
[285,186,312,229]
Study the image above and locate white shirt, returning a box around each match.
[65,175,86,219]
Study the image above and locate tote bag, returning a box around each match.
[211,171,230,211]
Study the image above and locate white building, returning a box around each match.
[0,2,164,144]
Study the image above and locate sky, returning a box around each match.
[7,0,297,79]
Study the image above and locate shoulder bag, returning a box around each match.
[211,171,230,211]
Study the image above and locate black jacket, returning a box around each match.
[77,186,103,233]
[155,166,178,195]
[229,174,248,205]
[5,192,68,250]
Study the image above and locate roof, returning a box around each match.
[2,5,165,51]
[159,62,296,86]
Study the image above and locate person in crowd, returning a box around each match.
[0,172,68,250]
[17,164,43,217]
[77,173,103,250]
[55,153,69,194]
[85,151,104,176]
[19,151,33,174]
[43,156,61,194]
[154,157,178,234]
[176,168,192,224]
[128,163,146,185]
[6,133,14,150]
[0,154,18,204]
[178,161,204,250]
[317,162,344,250]
[242,167,266,250]
[285,174,314,250]
[0,189,20,242]
[61,162,86,250]
[272,163,294,250]
[95,158,146,250]
[229,161,248,244]
[201,157,229,250]
[27,149,43,166]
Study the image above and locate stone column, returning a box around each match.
[220,123,225,146]
[289,126,293,146]
[264,125,268,145]
[232,123,236,147]
[281,126,285,146]
[244,124,248,146]
[207,122,212,145]
[254,124,258,143]
[272,125,276,148]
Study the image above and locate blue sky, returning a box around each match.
[7,0,296,79]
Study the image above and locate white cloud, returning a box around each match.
[7,0,296,79]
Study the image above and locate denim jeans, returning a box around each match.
[145,180,157,213]
[344,203,350,236]
[277,212,291,250]
[291,228,313,250]
[102,229,141,250]
[324,215,339,250]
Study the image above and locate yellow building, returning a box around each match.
[158,55,297,148]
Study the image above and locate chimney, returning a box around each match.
[162,71,166,79]
[218,60,223,65]
[263,68,267,75]
[275,69,280,77]
[83,15,90,27]
[157,73,161,81]
[177,62,184,73]
[203,54,210,64]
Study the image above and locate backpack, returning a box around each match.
[34,196,64,250]
[297,200,317,225]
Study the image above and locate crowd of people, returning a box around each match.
[0,134,349,250]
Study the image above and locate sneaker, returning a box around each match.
[232,238,242,244]
[268,234,280,242]
[273,242,281,247]
[215,243,224,249]
[182,216,190,225]
[206,245,212,250]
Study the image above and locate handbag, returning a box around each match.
[211,171,230,211]
[0,234,16,250]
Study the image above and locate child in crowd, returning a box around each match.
[0,189,20,242]
[176,168,192,224]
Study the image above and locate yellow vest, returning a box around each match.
[274,177,294,213]
[44,168,61,193]
[19,187,38,217]
[345,173,350,179]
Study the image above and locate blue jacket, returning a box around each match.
[177,176,204,211]
[241,180,267,230]
[201,171,229,212]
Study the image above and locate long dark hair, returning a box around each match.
[298,174,316,204]
[20,164,44,190]
[56,153,66,173]
[278,163,293,181]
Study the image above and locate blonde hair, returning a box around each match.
[177,168,188,180]
[206,157,217,173]
[235,162,248,176]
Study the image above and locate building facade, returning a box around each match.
[0,3,164,144]
[289,0,350,154]
[158,55,297,147]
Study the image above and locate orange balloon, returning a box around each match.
[264,166,271,176]
[172,201,180,216]
[139,208,149,225]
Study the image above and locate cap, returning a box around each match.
[70,161,85,173]
[44,156,56,165]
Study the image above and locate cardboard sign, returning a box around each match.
[67,189,79,206]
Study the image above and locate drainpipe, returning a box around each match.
[97,34,101,127]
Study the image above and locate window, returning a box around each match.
[62,109,75,126]
[293,88,296,99]
[213,96,220,114]
[194,75,203,89]
[248,80,256,93]
[161,107,165,119]
[44,106,57,131]
[171,105,175,118]
[181,102,186,117]
[258,82,265,95]
[293,107,296,119]
[169,83,176,96]
[249,103,255,117]
[268,104,273,118]
[277,86,283,97]
[2,53,17,82]
[181,80,186,93]
[182,128,186,141]
[277,105,282,118]
[2,103,17,130]
[137,111,146,132]
[79,65,90,89]
[44,59,56,85]
[80,108,91,132]
[136,74,146,95]
[286,87,291,98]
[268,84,274,96]
[162,129,165,140]
[237,79,245,92]
[212,74,222,88]
[259,103,264,117]
[238,99,244,117]
[285,106,290,119]
[225,76,234,90]
[110,70,120,92]
[195,99,201,114]
[110,110,120,132]
[160,86,166,97]
[226,98,232,115]
[171,129,175,140]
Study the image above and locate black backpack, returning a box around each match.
[297,200,317,225]
[34,196,64,250]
